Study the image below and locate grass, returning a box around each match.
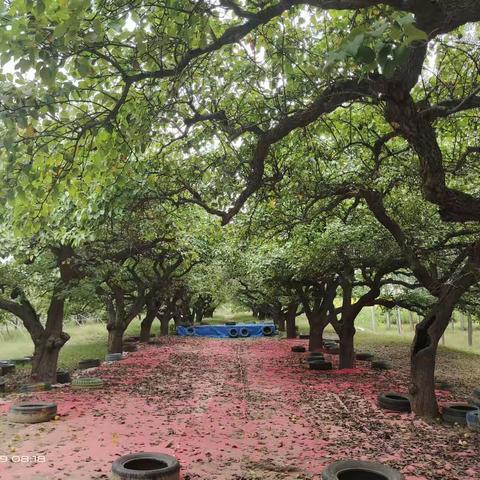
[0,307,478,371]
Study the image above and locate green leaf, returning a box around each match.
[75,57,92,76]
[403,24,428,44]
[356,45,375,64]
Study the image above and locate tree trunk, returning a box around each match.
[308,319,325,351]
[286,315,296,338]
[410,340,438,417]
[409,288,462,417]
[108,328,125,353]
[339,323,356,369]
[31,332,68,383]
[285,302,298,339]
[195,308,204,323]
[140,313,155,342]
[30,269,71,382]
[159,316,170,336]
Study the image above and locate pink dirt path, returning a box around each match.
[0,337,479,480]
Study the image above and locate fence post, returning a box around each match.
[396,308,402,334]
[467,313,473,347]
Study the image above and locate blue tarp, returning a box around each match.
[176,323,276,338]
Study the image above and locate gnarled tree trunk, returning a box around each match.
[140,312,155,342]
[410,287,462,417]
[159,315,170,336]
[308,318,326,352]
[338,322,356,369]
[285,301,298,339]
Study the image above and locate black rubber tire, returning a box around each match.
[239,328,250,337]
[262,325,274,336]
[435,380,453,391]
[378,392,411,412]
[185,327,195,336]
[371,360,392,370]
[112,452,180,480]
[78,359,101,369]
[307,354,325,362]
[123,344,138,352]
[309,361,332,371]
[19,382,52,393]
[356,352,374,361]
[8,402,57,424]
[324,347,340,355]
[442,404,479,425]
[299,334,310,339]
[56,371,71,384]
[291,346,306,353]
[228,328,239,338]
[72,377,104,390]
[106,353,123,362]
[225,321,237,326]
[321,460,404,480]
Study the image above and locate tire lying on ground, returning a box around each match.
[106,353,123,362]
[262,325,274,336]
[71,377,104,390]
[307,352,325,362]
[19,382,52,393]
[299,334,310,339]
[442,404,479,425]
[378,392,411,412]
[435,379,454,391]
[371,360,392,370]
[78,359,101,369]
[356,352,374,361]
[239,328,250,337]
[291,346,306,353]
[324,347,340,355]
[322,459,404,480]
[309,360,332,371]
[8,402,57,424]
[112,452,180,480]
[56,371,71,384]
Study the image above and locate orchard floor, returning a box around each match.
[0,336,479,480]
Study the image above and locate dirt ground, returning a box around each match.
[0,337,479,480]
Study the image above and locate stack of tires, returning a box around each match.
[306,353,332,371]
